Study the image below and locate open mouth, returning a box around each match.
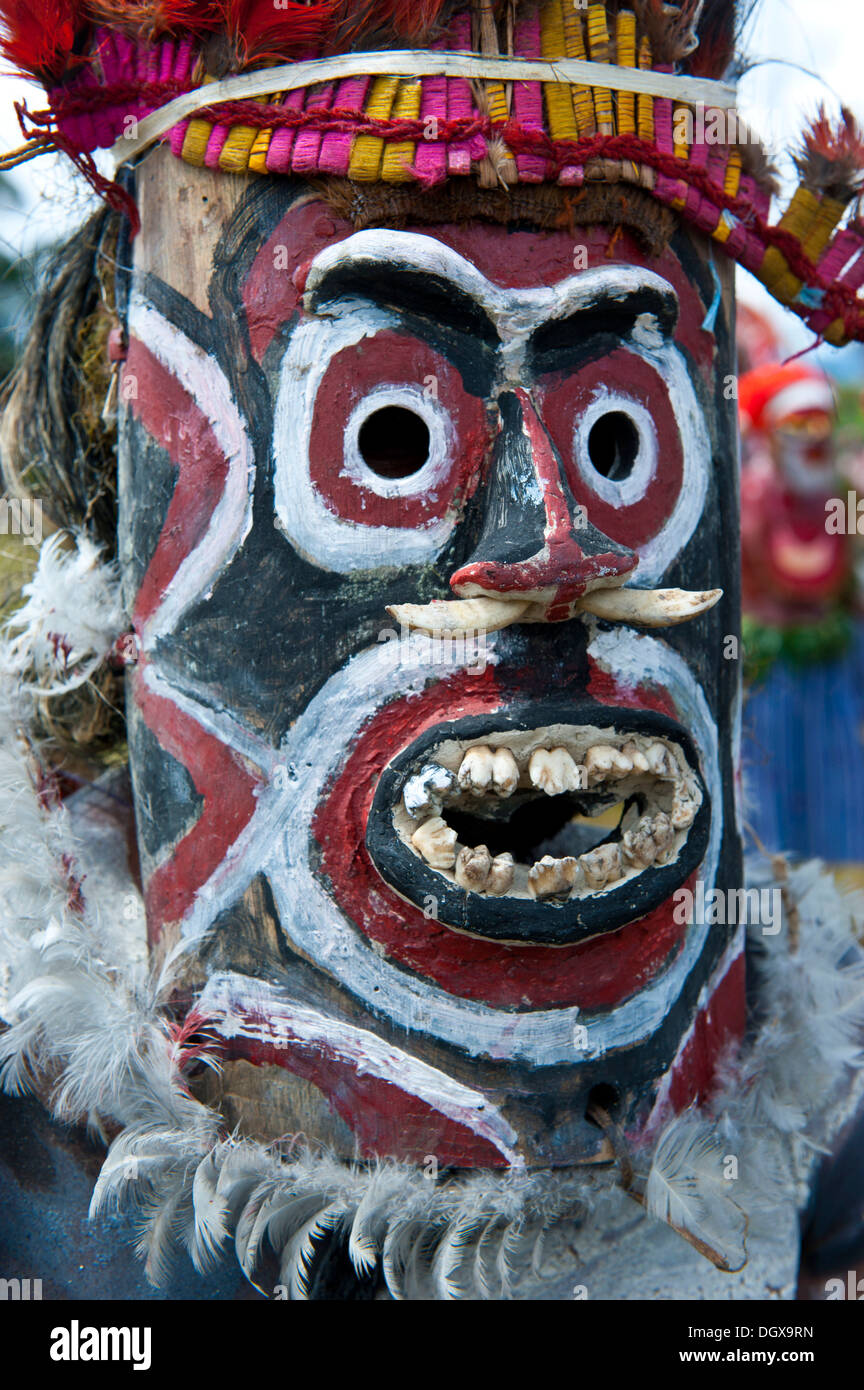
[367,701,710,945]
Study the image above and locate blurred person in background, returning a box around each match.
[739,352,864,878]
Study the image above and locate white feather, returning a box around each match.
[645,1117,747,1269]
[2,532,125,695]
[277,1202,340,1300]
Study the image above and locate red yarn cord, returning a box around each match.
[15,102,140,236]
[47,79,192,121]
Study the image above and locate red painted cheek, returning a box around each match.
[125,340,230,631]
[586,661,678,721]
[664,950,746,1114]
[131,664,262,942]
[219,1030,510,1167]
[313,667,690,1012]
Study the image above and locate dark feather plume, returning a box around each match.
[795,106,864,202]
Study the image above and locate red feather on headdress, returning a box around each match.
[0,0,82,80]
[330,0,452,48]
[84,2,222,37]
[216,1,340,63]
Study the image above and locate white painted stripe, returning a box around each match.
[128,295,255,648]
[199,969,522,1165]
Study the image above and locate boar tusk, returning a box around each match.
[388,588,722,636]
[576,587,723,626]
[387,597,529,637]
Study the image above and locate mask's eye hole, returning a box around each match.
[358,405,431,479]
[587,410,640,482]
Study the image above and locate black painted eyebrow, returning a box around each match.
[530,283,679,358]
[306,262,500,346]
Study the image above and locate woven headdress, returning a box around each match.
[2,1,864,345]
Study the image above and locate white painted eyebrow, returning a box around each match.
[303,229,679,344]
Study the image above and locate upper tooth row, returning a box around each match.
[404,739,683,816]
[460,740,679,795]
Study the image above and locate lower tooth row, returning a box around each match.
[410,808,679,899]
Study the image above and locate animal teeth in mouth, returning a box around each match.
[584,744,633,782]
[402,762,458,820]
[486,850,515,895]
[528,747,583,796]
[396,724,703,905]
[621,812,675,869]
[622,740,650,775]
[580,842,623,889]
[491,747,519,798]
[455,844,515,894]
[455,844,492,891]
[457,745,494,794]
[529,854,581,900]
[411,816,458,868]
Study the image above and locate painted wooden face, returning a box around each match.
[120,177,743,1167]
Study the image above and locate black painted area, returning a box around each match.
[126,699,203,875]
[117,416,177,617]
[307,260,500,398]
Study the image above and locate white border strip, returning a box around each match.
[111,49,737,169]
[199,970,522,1165]
[127,294,255,649]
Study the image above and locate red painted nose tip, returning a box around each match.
[451,547,637,603]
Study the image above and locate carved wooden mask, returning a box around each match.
[119,155,744,1167]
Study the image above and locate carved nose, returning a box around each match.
[450,390,637,621]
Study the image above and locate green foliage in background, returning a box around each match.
[742,610,854,685]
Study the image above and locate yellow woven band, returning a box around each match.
[109,47,738,171]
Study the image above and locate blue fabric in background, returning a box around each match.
[742,623,864,862]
